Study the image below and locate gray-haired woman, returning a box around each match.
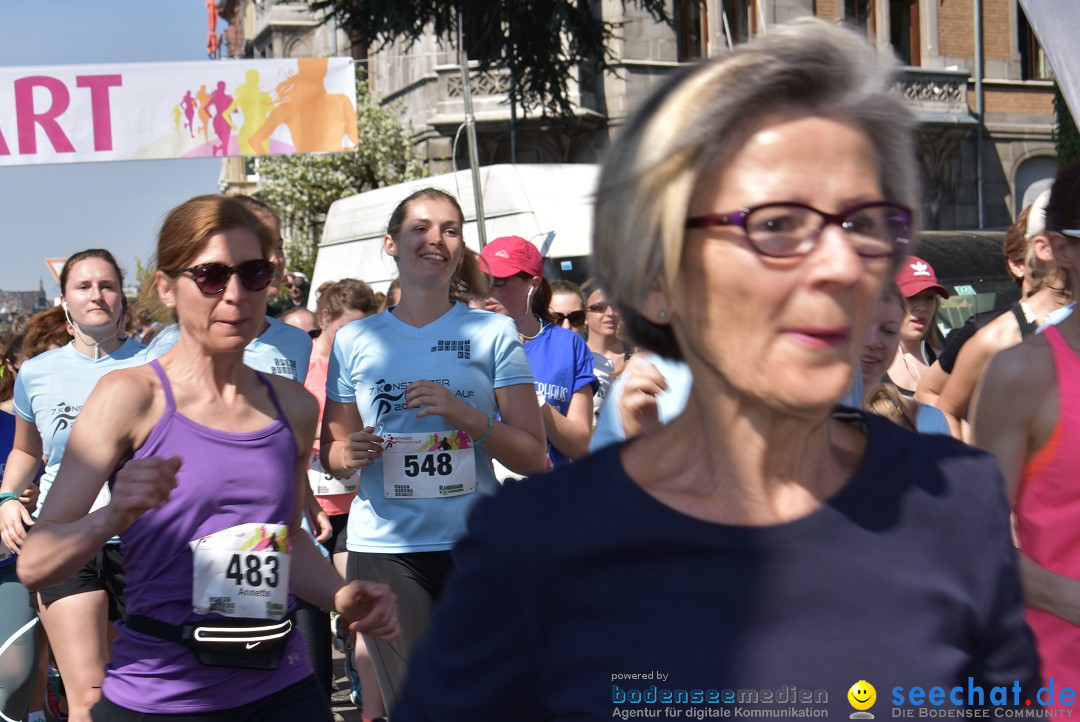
[393,18,1039,720]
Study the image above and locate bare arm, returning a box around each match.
[971,346,1080,622]
[279,381,397,639]
[913,360,949,408]
[540,387,593,461]
[0,418,45,553]
[936,334,996,431]
[18,370,168,589]
[321,384,547,478]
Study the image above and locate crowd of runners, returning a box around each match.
[0,15,1078,722]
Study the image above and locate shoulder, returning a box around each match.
[264,373,318,420]
[981,333,1052,398]
[85,364,162,422]
[18,344,71,378]
[855,413,1010,521]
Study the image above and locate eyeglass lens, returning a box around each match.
[746,203,908,258]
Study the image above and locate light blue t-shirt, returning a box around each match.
[143,316,313,383]
[13,339,146,511]
[590,357,865,451]
[327,302,534,554]
[522,323,596,468]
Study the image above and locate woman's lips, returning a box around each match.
[785,327,851,347]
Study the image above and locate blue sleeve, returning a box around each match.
[571,335,597,396]
[394,487,542,721]
[325,324,358,404]
[590,373,628,451]
[11,371,33,424]
[491,316,535,390]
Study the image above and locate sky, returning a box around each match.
[0,0,224,296]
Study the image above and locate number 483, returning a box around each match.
[226,553,280,588]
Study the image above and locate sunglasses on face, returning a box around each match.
[552,310,586,327]
[588,303,612,314]
[174,259,276,295]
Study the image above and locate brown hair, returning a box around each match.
[315,278,379,323]
[1003,205,1031,289]
[60,249,125,296]
[23,306,74,359]
[865,382,918,432]
[139,195,275,316]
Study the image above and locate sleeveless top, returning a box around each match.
[102,360,313,714]
[1015,324,1080,704]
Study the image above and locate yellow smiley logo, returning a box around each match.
[848,680,876,711]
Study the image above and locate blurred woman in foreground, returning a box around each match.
[394,19,1038,721]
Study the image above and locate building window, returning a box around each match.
[890,0,919,66]
[1018,6,1052,80]
[677,0,708,61]
[845,0,872,33]
[720,0,751,47]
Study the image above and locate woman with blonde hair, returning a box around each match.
[395,18,1037,719]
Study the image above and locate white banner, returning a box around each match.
[0,57,358,167]
[1019,0,1080,131]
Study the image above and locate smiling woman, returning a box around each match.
[319,188,546,714]
[392,18,1039,721]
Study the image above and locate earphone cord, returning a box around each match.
[63,303,121,360]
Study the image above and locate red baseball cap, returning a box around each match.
[478,236,544,278]
[894,256,949,299]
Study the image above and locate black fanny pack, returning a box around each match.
[126,614,293,670]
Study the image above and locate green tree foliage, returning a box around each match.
[311,0,672,118]
[256,78,425,277]
[1054,84,1080,166]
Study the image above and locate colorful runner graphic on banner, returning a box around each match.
[0,58,357,166]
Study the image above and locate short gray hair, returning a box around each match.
[593,17,919,359]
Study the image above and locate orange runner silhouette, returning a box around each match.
[248,58,358,154]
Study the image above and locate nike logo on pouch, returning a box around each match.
[246,641,261,650]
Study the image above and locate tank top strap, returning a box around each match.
[255,371,288,422]
[148,359,177,413]
[1042,325,1080,394]
[1012,303,1039,339]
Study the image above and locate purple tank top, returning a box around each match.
[102,360,313,714]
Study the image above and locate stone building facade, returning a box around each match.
[218,0,1059,230]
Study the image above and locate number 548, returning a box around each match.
[403,453,453,477]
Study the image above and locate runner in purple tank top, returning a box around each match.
[17,195,398,722]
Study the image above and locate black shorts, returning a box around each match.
[91,676,331,722]
[328,514,349,556]
[33,543,126,621]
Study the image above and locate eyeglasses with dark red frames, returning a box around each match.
[174,260,277,295]
[685,201,912,259]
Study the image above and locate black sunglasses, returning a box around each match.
[175,260,276,295]
[552,310,586,327]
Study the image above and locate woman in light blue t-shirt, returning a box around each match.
[320,188,547,713]
[0,250,145,722]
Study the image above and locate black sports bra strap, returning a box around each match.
[1012,303,1039,339]
[149,360,176,412]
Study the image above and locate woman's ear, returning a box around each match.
[155,270,176,310]
[1049,232,1079,271]
[1031,234,1056,264]
[639,275,672,325]
[383,234,397,258]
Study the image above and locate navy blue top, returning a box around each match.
[394,412,1040,720]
